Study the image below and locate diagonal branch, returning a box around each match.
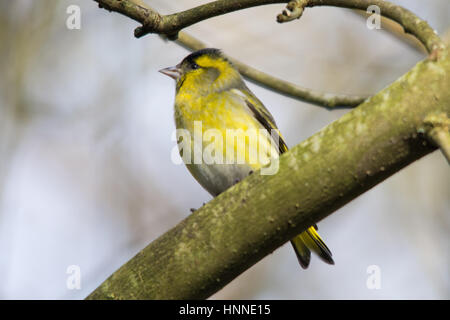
[87,46,450,299]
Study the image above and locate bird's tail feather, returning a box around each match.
[290,226,334,269]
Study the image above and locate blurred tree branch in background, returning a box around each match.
[87,0,450,299]
[95,0,371,108]
[173,32,365,109]
[96,0,442,53]
[93,0,444,108]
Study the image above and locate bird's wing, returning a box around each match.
[230,87,333,269]
[230,87,288,154]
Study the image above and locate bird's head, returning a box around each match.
[159,48,242,95]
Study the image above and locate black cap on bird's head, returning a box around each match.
[181,48,223,65]
[159,48,230,79]
[159,48,242,94]
[159,48,223,79]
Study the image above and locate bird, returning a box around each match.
[159,48,334,268]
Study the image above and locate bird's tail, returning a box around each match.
[290,226,334,269]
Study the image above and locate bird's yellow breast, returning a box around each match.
[175,91,255,131]
[174,90,277,169]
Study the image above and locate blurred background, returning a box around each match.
[0,0,448,299]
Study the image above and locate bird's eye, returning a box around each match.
[191,62,200,70]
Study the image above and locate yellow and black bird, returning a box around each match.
[160,48,333,268]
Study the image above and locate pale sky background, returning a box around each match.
[0,0,448,299]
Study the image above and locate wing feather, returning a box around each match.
[230,87,288,154]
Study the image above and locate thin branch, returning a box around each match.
[174,32,366,108]
[94,0,445,109]
[352,10,427,54]
[283,0,444,54]
[94,0,444,54]
[424,113,450,164]
[277,0,305,22]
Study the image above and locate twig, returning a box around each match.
[277,0,306,22]
[424,113,450,164]
[352,10,427,54]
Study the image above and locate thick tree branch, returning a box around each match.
[87,46,450,299]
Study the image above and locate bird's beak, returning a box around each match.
[159,65,182,80]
